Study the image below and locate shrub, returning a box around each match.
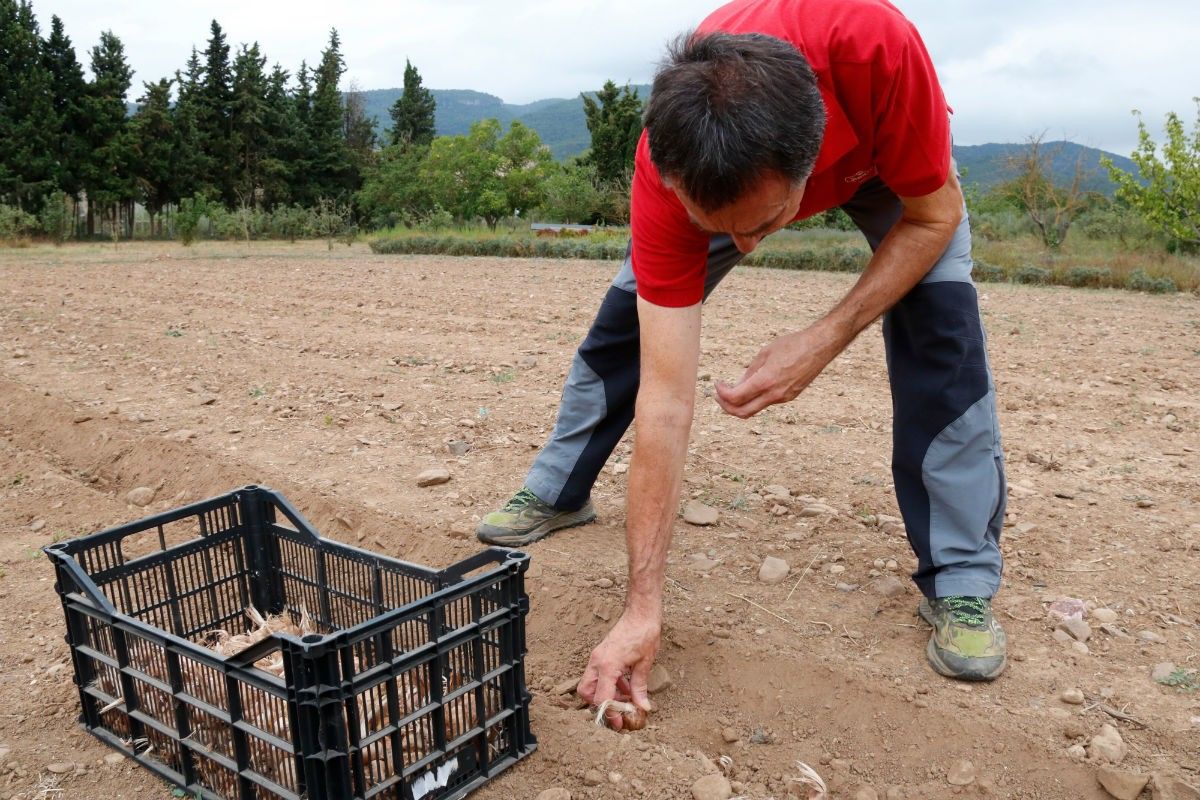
[1063,266,1111,288]
[0,204,38,244]
[39,194,73,244]
[175,196,208,246]
[1126,269,1177,294]
[1013,265,1052,285]
[971,260,1007,283]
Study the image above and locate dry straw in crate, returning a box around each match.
[46,485,536,800]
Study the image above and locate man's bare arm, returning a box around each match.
[576,297,701,725]
[715,170,964,418]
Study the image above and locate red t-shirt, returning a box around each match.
[631,0,951,307]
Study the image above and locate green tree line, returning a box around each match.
[0,0,646,242]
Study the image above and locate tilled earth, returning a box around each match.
[0,241,1197,800]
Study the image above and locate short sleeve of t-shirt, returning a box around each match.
[869,15,951,198]
[629,132,711,307]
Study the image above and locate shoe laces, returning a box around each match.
[502,487,543,513]
[943,596,989,628]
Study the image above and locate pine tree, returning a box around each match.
[388,59,436,148]
[287,61,316,205]
[131,78,175,235]
[231,43,268,207]
[582,81,643,184]
[81,30,134,236]
[42,14,88,205]
[0,0,59,209]
[308,29,353,199]
[199,20,235,205]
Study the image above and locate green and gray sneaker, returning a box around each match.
[476,487,596,547]
[918,596,1007,682]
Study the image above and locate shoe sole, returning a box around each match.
[476,506,597,547]
[918,600,1007,682]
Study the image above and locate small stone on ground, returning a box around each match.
[758,556,790,585]
[647,664,672,694]
[416,468,451,487]
[683,501,720,526]
[536,789,571,800]
[947,759,976,786]
[1096,767,1149,800]
[692,773,733,800]
[126,486,155,506]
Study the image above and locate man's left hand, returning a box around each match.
[715,323,840,418]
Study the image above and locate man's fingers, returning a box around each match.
[715,370,771,408]
[629,662,653,711]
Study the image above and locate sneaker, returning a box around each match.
[476,487,597,546]
[918,596,1007,682]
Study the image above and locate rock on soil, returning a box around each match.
[1152,662,1177,682]
[758,556,790,585]
[691,773,733,800]
[647,664,672,694]
[125,486,155,506]
[1151,773,1200,800]
[683,501,719,526]
[1060,688,1085,705]
[946,759,976,786]
[1058,618,1092,642]
[1092,608,1119,623]
[871,575,906,598]
[1048,597,1087,622]
[415,468,451,487]
[1089,724,1128,764]
[1096,768,1150,800]
[536,789,572,800]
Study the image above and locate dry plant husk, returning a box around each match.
[593,699,648,731]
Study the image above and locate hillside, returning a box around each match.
[952,141,1137,195]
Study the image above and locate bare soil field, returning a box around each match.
[1,241,1197,800]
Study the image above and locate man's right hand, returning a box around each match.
[575,609,661,729]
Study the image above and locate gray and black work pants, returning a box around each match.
[523,176,1006,601]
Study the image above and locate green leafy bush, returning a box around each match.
[174,196,208,246]
[0,204,38,244]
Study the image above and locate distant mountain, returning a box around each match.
[952,141,1137,195]
[357,86,1136,194]
[356,85,651,160]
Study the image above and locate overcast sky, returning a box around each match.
[32,0,1200,155]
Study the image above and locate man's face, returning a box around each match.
[671,171,806,254]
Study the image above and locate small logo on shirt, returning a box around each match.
[844,168,875,184]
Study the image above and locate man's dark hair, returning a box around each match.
[644,31,826,213]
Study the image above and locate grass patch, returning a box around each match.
[369,226,1199,294]
[1156,668,1199,692]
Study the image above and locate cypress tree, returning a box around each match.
[81,30,134,236]
[231,42,268,207]
[200,20,235,205]
[308,29,353,199]
[0,0,58,209]
[388,59,436,148]
[260,63,294,209]
[131,78,175,235]
[173,48,210,203]
[42,14,88,205]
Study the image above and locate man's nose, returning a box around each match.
[732,233,762,254]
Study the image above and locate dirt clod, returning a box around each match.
[535,789,571,800]
[125,486,155,506]
[691,773,733,800]
[1060,688,1085,705]
[1089,724,1128,765]
[946,759,976,786]
[1151,773,1200,800]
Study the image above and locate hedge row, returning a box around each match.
[369,235,1181,294]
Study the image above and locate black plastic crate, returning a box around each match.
[44,485,536,800]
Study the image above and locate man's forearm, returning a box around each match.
[820,181,964,348]
[623,394,693,617]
